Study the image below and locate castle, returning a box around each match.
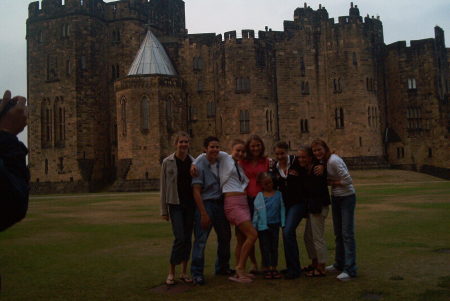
[26,0,450,193]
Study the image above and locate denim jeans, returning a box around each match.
[168,204,195,265]
[259,223,280,268]
[191,200,231,278]
[282,202,307,276]
[331,194,357,277]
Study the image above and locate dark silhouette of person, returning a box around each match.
[0,90,29,231]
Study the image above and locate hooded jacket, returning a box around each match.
[0,131,29,231]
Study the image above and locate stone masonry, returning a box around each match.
[26,0,450,193]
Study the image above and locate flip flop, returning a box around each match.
[165,274,176,285]
[179,274,193,283]
[228,275,253,283]
[305,269,326,277]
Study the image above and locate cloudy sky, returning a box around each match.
[0,0,449,143]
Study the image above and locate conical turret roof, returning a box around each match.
[127,30,177,76]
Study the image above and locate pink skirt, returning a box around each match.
[224,195,251,226]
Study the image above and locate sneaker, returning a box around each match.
[336,272,351,281]
[325,265,338,272]
[193,276,205,285]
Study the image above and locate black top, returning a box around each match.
[303,163,331,214]
[175,155,194,207]
[0,131,30,231]
[272,155,305,208]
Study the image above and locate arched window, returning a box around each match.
[141,96,150,134]
[120,97,127,136]
[44,159,49,175]
[193,56,203,71]
[54,96,65,147]
[41,98,52,148]
[300,57,306,77]
[239,110,250,134]
[166,96,174,132]
[335,107,344,129]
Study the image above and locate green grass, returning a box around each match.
[0,170,449,301]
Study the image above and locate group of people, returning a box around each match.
[160,132,357,285]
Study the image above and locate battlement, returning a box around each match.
[28,0,185,35]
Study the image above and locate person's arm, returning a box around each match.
[159,160,169,220]
[279,192,286,228]
[330,158,352,186]
[193,184,211,229]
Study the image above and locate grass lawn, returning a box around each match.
[1,169,449,301]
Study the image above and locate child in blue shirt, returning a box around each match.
[253,172,286,279]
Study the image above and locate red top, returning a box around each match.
[240,157,270,198]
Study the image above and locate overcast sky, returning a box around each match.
[0,0,449,144]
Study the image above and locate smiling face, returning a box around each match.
[231,143,246,161]
[175,135,190,153]
[249,139,263,158]
[312,144,326,161]
[205,140,220,162]
[260,177,274,192]
[298,149,312,167]
[274,147,288,163]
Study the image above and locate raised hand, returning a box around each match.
[0,90,27,135]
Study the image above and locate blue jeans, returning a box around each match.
[259,223,280,268]
[282,203,307,276]
[331,194,357,277]
[191,200,231,278]
[168,204,195,265]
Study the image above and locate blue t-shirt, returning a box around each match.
[264,191,282,225]
[191,156,222,201]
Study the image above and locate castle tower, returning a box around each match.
[27,0,112,192]
[113,30,187,190]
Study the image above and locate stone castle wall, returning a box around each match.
[26,1,449,193]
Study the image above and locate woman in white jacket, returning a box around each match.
[160,132,195,285]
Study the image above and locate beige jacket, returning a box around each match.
[160,153,194,216]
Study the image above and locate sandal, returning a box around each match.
[272,270,282,279]
[302,265,315,272]
[179,274,193,284]
[165,274,175,285]
[305,269,326,277]
[263,270,273,279]
[228,275,253,283]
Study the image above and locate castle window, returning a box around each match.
[407,106,422,129]
[197,79,204,92]
[428,148,432,158]
[333,78,342,93]
[300,57,306,77]
[301,81,310,95]
[54,97,65,148]
[140,96,150,134]
[112,64,120,80]
[58,157,64,173]
[207,101,216,118]
[41,98,52,148]
[45,159,49,175]
[80,56,87,70]
[188,105,197,121]
[407,78,416,90]
[80,0,84,6]
[120,97,127,136]
[397,147,405,159]
[335,107,344,129]
[256,48,265,67]
[38,31,43,44]
[112,29,121,43]
[265,110,274,133]
[239,110,250,134]
[166,96,174,132]
[46,55,58,81]
[300,119,309,133]
[66,59,71,75]
[359,137,362,147]
[352,52,358,66]
[236,77,251,93]
[61,24,70,38]
[193,56,203,71]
